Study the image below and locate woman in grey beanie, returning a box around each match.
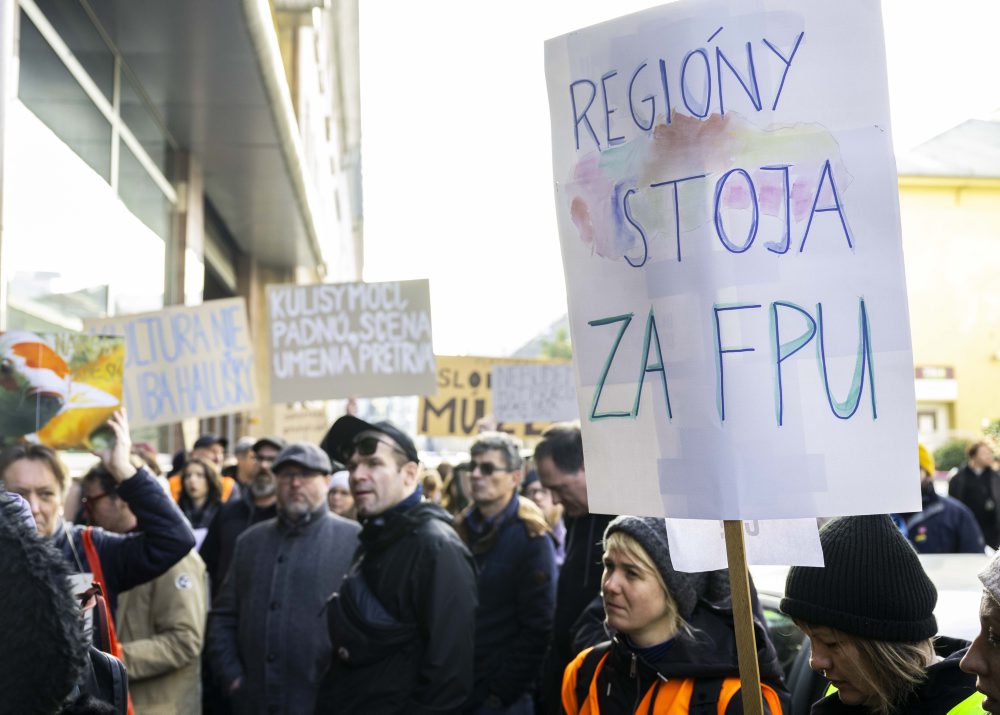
[960,549,1000,712]
[561,515,788,714]
[781,515,980,714]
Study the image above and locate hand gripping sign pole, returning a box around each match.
[724,520,764,715]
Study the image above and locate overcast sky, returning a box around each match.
[359,0,1000,358]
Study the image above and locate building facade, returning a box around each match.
[0,0,362,449]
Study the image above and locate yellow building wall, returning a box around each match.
[900,177,1000,437]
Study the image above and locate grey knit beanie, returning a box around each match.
[980,550,1000,606]
[603,516,731,620]
[781,515,937,641]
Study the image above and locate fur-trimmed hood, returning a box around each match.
[0,494,89,713]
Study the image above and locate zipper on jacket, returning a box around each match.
[630,652,641,713]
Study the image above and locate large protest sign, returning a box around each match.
[492,363,578,423]
[85,298,257,427]
[418,356,559,440]
[268,279,436,402]
[545,0,919,520]
[0,332,124,448]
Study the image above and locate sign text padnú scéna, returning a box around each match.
[268,279,436,402]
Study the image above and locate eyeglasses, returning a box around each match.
[348,435,408,462]
[82,492,111,510]
[469,460,512,477]
[275,469,323,480]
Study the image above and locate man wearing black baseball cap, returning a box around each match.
[315,416,477,713]
[191,433,228,468]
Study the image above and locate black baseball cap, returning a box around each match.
[252,436,287,454]
[193,434,228,451]
[321,415,419,465]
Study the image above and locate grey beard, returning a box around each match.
[250,473,276,498]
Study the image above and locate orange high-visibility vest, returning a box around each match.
[563,645,784,715]
[169,473,236,503]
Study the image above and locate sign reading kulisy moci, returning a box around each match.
[267,279,436,402]
[545,0,919,521]
[85,298,257,428]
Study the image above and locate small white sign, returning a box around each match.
[492,364,579,423]
[666,518,824,573]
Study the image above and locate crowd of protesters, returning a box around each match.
[2,411,1000,714]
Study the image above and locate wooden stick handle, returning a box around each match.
[723,520,765,715]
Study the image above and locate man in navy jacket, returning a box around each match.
[455,432,557,713]
[905,443,984,554]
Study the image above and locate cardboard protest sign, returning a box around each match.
[492,363,578,423]
[273,405,330,446]
[0,332,123,448]
[85,298,257,427]
[268,279,436,402]
[418,356,557,440]
[545,0,919,520]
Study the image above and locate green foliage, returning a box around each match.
[541,327,572,361]
[985,419,1000,444]
[934,438,971,472]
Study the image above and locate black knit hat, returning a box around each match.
[604,516,730,620]
[781,515,937,641]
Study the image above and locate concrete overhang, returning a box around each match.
[87,0,324,272]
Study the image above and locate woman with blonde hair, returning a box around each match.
[562,516,787,714]
[781,515,980,714]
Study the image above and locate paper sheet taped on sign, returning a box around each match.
[665,518,824,573]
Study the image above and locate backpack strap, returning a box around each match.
[81,527,134,715]
[574,641,613,708]
[689,677,724,715]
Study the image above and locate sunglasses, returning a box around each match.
[348,435,409,462]
[469,460,512,477]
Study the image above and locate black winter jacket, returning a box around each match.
[316,499,477,714]
[542,512,615,712]
[199,487,277,596]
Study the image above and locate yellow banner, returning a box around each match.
[417,355,569,440]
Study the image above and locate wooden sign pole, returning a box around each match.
[723,520,765,715]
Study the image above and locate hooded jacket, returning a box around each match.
[0,495,89,714]
[809,638,980,714]
[562,600,788,714]
[316,498,477,714]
